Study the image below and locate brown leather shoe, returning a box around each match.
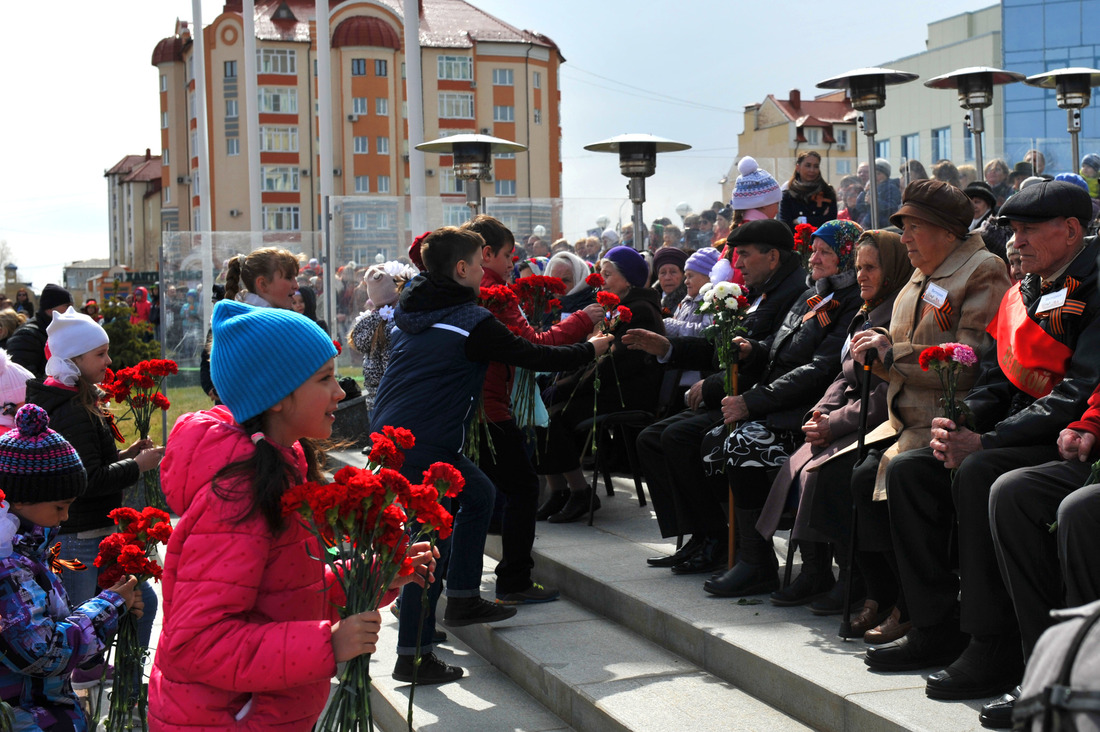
[864,606,912,645]
[840,600,883,639]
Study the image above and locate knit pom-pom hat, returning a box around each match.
[211,300,338,423]
[0,404,86,504]
[731,156,783,211]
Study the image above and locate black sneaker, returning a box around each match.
[442,596,518,627]
[392,652,464,685]
[496,582,560,605]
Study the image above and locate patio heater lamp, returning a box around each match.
[583,134,691,251]
[817,68,918,228]
[1023,67,1100,170]
[415,133,527,220]
[924,67,1025,175]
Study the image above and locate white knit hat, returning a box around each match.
[0,351,32,429]
[45,310,109,386]
[730,156,782,210]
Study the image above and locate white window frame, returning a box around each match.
[353,136,370,154]
[437,55,472,80]
[494,179,516,196]
[439,169,465,194]
[162,149,169,165]
[443,204,468,226]
[354,176,370,193]
[226,99,239,119]
[439,93,474,119]
[227,137,240,156]
[375,98,389,116]
[377,175,391,194]
[352,212,368,230]
[259,126,299,152]
[224,60,237,78]
[261,166,299,192]
[159,74,167,92]
[376,136,390,155]
[533,108,542,125]
[262,205,300,231]
[494,151,515,160]
[805,128,821,145]
[258,87,298,114]
[257,48,296,75]
[533,71,542,89]
[374,59,388,77]
[352,97,368,115]
[163,185,171,204]
[492,68,513,86]
[493,105,514,122]
[378,212,393,229]
[351,58,366,76]
[161,111,169,129]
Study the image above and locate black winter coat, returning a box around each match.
[26,380,139,533]
[739,271,863,432]
[6,310,51,379]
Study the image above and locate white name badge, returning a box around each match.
[746,295,763,314]
[811,292,835,311]
[922,282,948,309]
[1037,287,1068,313]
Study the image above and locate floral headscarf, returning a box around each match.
[811,220,864,272]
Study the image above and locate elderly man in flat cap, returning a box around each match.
[865,181,1100,713]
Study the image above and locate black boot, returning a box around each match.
[648,534,704,567]
[536,490,570,521]
[703,508,779,597]
[670,536,727,575]
[548,488,600,524]
[770,541,835,606]
[811,547,864,615]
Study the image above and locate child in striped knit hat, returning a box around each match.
[0,404,143,730]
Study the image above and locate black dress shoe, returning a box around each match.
[979,686,1020,729]
[769,568,834,606]
[536,490,570,521]
[548,490,600,524]
[865,623,968,672]
[704,560,779,597]
[809,574,864,616]
[671,538,727,575]
[925,635,1023,700]
[647,535,703,568]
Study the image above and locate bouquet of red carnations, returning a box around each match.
[102,359,177,510]
[793,223,817,272]
[918,342,978,428]
[92,506,173,732]
[281,426,462,732]
[509,275,566,434]
[576,274,633,454]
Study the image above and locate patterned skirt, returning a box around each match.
[700,420,799,477]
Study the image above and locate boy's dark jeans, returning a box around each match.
[478,420,538,595]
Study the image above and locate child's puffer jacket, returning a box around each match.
[148,406,343,731]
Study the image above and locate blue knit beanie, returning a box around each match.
[211,300,338,423]
[603,246,649,288]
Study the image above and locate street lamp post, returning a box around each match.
[1023,67,1100,169]
[415,133,527,220]
[583,134,691,252]
[817,68,918,229]
[924,67,1025,176]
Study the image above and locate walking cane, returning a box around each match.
[838,348,876,639]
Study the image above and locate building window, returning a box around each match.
[964,126,984,161]
[160,74,167,92]
[187,55,194,82]
[352,212,368,229]
[227,138,240,156]
[492,68,513,86]
[533,71,542,89]
[932,127,951,162]
[375,98,389,116]
[437,55,472,80]
[161,111,169,129]
[261,166,299,192]
[439,169,465,194]
[190,131,198,154]
[494,179,516,196]
[258,87,297,114]
[375,59,388,77]
[493,105,514,122]
[258,48,296,75]
[226,99,239,119]
[188,92,196,119]
[439,93,474,119]
[352,97,368,115]
[875,139,891,160]
[837,128,849,147]
[262,205,300,231]
[901,133,919,162]
[224,60,237,78]
[378,212,392,229]
[494,151,515,160]
[353,136,370,154]
[443,204,467,226]
[354,175,370,193]
[162,149,169,165]
[533,109,542,125]
[401,62,406,79]
[163,186,171,204]
[835,159,851,175]
[351,58,366,76]
[402,102,408,118]
[377,176,391,194]
[376,137,390,155]
[259,126,299,152]
[805,127,821,145]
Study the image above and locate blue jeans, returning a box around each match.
[396,453,495,656]
[56,532,159,683]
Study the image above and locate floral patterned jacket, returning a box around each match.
[0,513,124,731]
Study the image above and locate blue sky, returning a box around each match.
[0,0,995,289]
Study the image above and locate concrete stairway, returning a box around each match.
[329,450,986,732]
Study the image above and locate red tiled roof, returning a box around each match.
[151,35,183,65]
[106,155,149,176]
[770,93,856,126]
[124,159,163,184]
[332,15,401,50]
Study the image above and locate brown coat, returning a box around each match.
[869,232,1010,498]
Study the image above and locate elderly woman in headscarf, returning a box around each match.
[700,220,865,598]
[755,230,913,611]
[536,246,665,524]
[545,251,597,316]
[839,179,1011,643]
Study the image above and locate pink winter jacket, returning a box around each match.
[148,406,353,731]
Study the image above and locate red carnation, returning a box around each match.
[597,291,620,310]
[381,425,415,450]
[616,306,633,324]
[586,272,604,287]
[423,462,465,498]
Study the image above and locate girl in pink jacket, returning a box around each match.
[148,301,434,731]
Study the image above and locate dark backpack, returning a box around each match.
[1014,598,1100,731]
